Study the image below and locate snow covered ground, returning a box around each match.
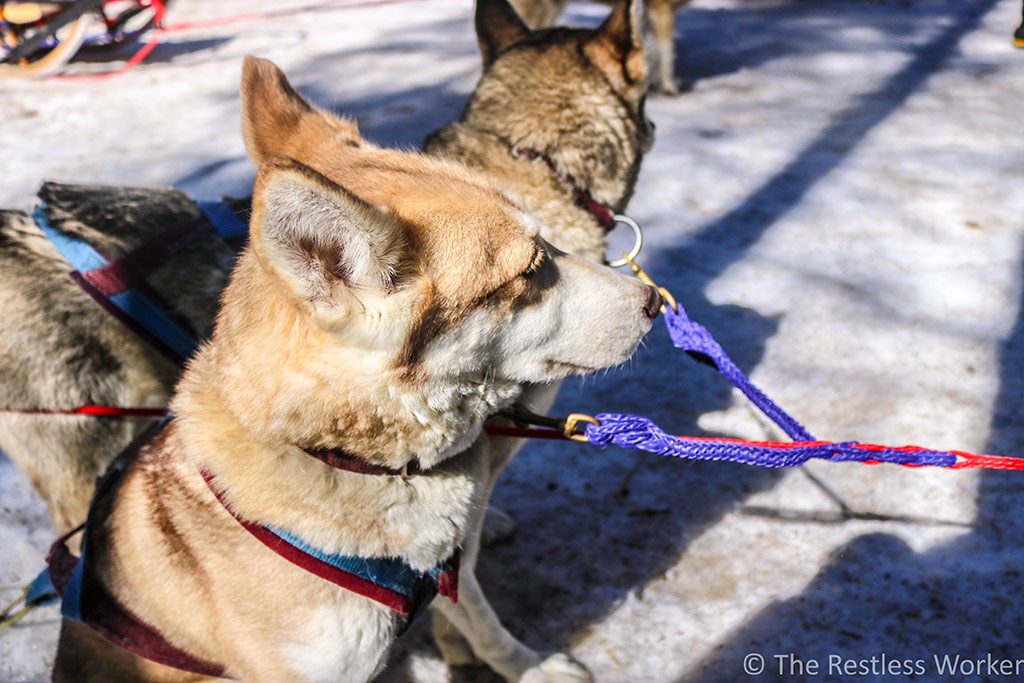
[3,0,1024,680]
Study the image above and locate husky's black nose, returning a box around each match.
[643,286,662,319]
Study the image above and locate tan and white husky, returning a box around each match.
[52,57,659,682]
[0,0,653,539]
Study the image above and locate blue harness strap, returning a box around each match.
[34,195,248,364]
[195,199,248,240]
[201,468,459,622]
[267,526,429,599]
[34,205,198,363]
[264,524,458,629]
[24,567,59,607]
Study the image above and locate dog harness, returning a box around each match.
[33,420,459,677]
[32,198,246,364]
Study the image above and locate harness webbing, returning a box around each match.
[43,421,227,677]
[35,205,198,363]
[32,198,245,365]
[29,418,458,676]
[73,217,209,297]
[202,470,458,617]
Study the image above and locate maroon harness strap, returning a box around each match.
[68,270,186,364]
[512,147,618,233]
[79,216,213,297]
[48,540,226,677]
[46,464,228,678]
[77,568,226,677]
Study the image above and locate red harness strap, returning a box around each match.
[0,405,169,417]
[200,470,459,617]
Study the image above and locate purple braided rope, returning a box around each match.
[588,303,958,467]
[662,305,814,441]
[583,413,958,468]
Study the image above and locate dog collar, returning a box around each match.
[304,446,422,477]
[509,145,617,233]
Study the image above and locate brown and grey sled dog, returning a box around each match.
[52,56,657,682]
[0,188,239,532]
[511,0,689,94]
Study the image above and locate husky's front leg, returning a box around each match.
[431,490,591,682]
[431,560,591,682]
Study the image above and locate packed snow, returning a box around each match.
[3,0,1024,680]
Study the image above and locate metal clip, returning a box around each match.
[497,406,601,443]
[563,413,601,442]
[623,253,677,314]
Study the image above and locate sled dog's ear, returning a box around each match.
[240,56,360,164]
[586,0,648,87]
[476,0,531,68]
[250,158,404,306]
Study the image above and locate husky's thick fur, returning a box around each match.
[511,0,689,94]
[52,56,657,682]
[427,0,653,263]
[0,189,239,532]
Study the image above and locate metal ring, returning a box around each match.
[606,215,643,268]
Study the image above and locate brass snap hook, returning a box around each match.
[497,406,600,443]
[623,252,677,314]
[563,413,601,442]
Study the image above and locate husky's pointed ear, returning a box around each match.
[251,159,404,304]
[586,0,647,86]
[475,0,530,68]
[240,56,359,164]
